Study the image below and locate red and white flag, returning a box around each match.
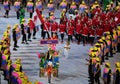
[32,9,42,26]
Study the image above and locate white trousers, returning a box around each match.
[64,49,69,59]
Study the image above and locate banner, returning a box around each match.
[40,40,58,44]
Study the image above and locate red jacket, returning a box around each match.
[59,24,66,33]
[76,23,83,34]
[43,21,50,31]
[51,22,58,32]
[67,26,74,35]
[115,12,120,24]
[82,26,89,36]
[92,17,99,26]
[110,21,116,30]
[89,28,95,36]
[68,19,75,27]
[92,8,100,15]
[82,17,88,24]
[103,23,110,32]
[60,17,68,26]
[100,13,106,22]
[75,15,81,24]
[28,19,35,30]
[106,12,113,21]
[96,28,103,37]
[87,20,92,27]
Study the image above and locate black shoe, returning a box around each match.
[88,80,91,82]
[33,37,36,39]
[26,42,29,44]
[105,57,109,60]
[21,41,25,44]
[4,15,6,18]
[13,48,17,51]
[15,45,19,48]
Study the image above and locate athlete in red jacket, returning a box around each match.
[103,20,110,33]
[68,16,75,27]
[51,20,58,37]
[75,14,81,25]
[75,20,83,44]
[42,18,51,39]
[59,23,66,43]
[96,26,103,39]
[82,23,89,46]
[110,19,116,32]
[67,23,74,42]
[60,16,68,34]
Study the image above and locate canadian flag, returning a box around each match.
[36,9,44,23]
[29,19,35,30]
[35,9,50,32]
[32,9,42,26]
[35,9,51,36]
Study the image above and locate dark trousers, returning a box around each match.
[28,33,31,40]
[41,29,44,38]
[61,33,64,41]
[22,0,27,7]
[68,35,73,42]
[90,37,94,44]
[22,34,27,42]
[30,12,33,18]
[5,10,9,17]
[101,53,105,64]
[109,43,113,56]
[33,28,36,37]
[2,0,4,4]
[43,31,50,39]
[13,40,17,47]
[83,35,87,44]
[95,75,100,84]
[89,74,94,84]
[48,72,51,83]
[16,11,19,19]
[76,34,81,42]
[117,43,120,52]
[57,3,60,9]
[76,4,79,10]
[67,4,70,9]
[27,27,31,40]
[0,53,2,68]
